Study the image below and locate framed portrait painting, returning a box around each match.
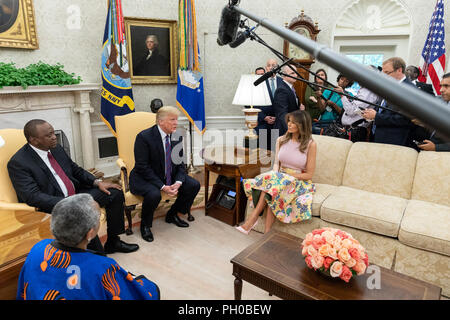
[124,17,177,84]
[0,0,38,49]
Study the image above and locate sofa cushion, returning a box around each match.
[312,135,353,186]
[342,142,417,199]
[399,199,450,256]
[320,186,408,237]
[411,151,450,207]
[312,183,338,217]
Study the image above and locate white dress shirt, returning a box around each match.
[341,87,379,127]
[29,144,70,197]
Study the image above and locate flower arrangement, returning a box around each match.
[301,227,369,282]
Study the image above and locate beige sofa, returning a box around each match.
[248,134,450,297]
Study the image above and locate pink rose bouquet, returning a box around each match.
[301,228,369,282]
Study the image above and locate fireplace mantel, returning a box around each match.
[0,83,101,95]
[0,83,101,169]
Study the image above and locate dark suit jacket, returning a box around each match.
[373,78,415,146]
[7,144,96,213]
[133,48,170,76]
[272,79,300,136]
[255,76,282,134]
[129,125,187,195]
[415,82,435,96]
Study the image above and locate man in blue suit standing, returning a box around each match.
[362,57,414,147]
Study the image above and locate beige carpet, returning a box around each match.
[108,209,280,300]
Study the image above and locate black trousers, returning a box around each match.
[78,188,126,252]
[140,176,201,228]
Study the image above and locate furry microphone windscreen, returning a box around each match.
[217,5,241,46]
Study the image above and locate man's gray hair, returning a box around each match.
[146,34,159,46]
[50,194,100,247]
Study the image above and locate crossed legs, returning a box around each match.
[238,191,276,234]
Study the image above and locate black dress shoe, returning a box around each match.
[187,213,195,222]
[165,214,189,227]
[141,225,154,242]
[104,238,139,254]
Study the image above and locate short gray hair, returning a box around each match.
[50,194,100,247]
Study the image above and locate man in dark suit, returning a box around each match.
[7,119,139,254]
[272,65,301,136]
[129,106,200,242]
[133,35,170,76]
[405,65,435,96]
[362,57,415,147]
[416,73,450,152]
[255,59,285,150]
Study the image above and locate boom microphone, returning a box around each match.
[217,4,241,46]
[229,26,256,48]
[253,70,275,87]
[253,58,294,87]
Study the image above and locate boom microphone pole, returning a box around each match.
[225,2,450,139]
[278,70,400,114]
[243,21,388,111]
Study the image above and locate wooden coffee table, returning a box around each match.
[231,230,442,300]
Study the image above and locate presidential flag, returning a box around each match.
[101,0,135,135]
[418,0,446,95]
[176,0,206,134]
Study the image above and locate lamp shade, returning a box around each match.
[232,74,272,106]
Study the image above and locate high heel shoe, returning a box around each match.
[235,220,258,235]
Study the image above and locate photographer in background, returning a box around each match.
[414,73,450,152]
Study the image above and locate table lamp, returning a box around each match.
[232,74,272,141]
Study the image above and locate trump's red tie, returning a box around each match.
[47,151,76,196]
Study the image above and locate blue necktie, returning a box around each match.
[270,78,275,96]
[165,135,172,185]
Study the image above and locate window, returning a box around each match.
[346,53,384,67]
[345,53,384,95]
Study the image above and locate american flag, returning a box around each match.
[418,0,446,95]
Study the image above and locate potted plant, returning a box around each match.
[0,62,82,89]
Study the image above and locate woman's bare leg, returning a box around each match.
[240,191,267,231]
[264,206,275,233]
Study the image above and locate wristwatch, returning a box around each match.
[94,179,102,187]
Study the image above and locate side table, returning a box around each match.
[203,147,271,226]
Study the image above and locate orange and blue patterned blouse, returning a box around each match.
[17,239,160,300]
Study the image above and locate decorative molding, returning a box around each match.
[0,83,101,95]
[336,0,411,36]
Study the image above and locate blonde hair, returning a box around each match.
[156,106,180,122]
[279,110,312,153]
